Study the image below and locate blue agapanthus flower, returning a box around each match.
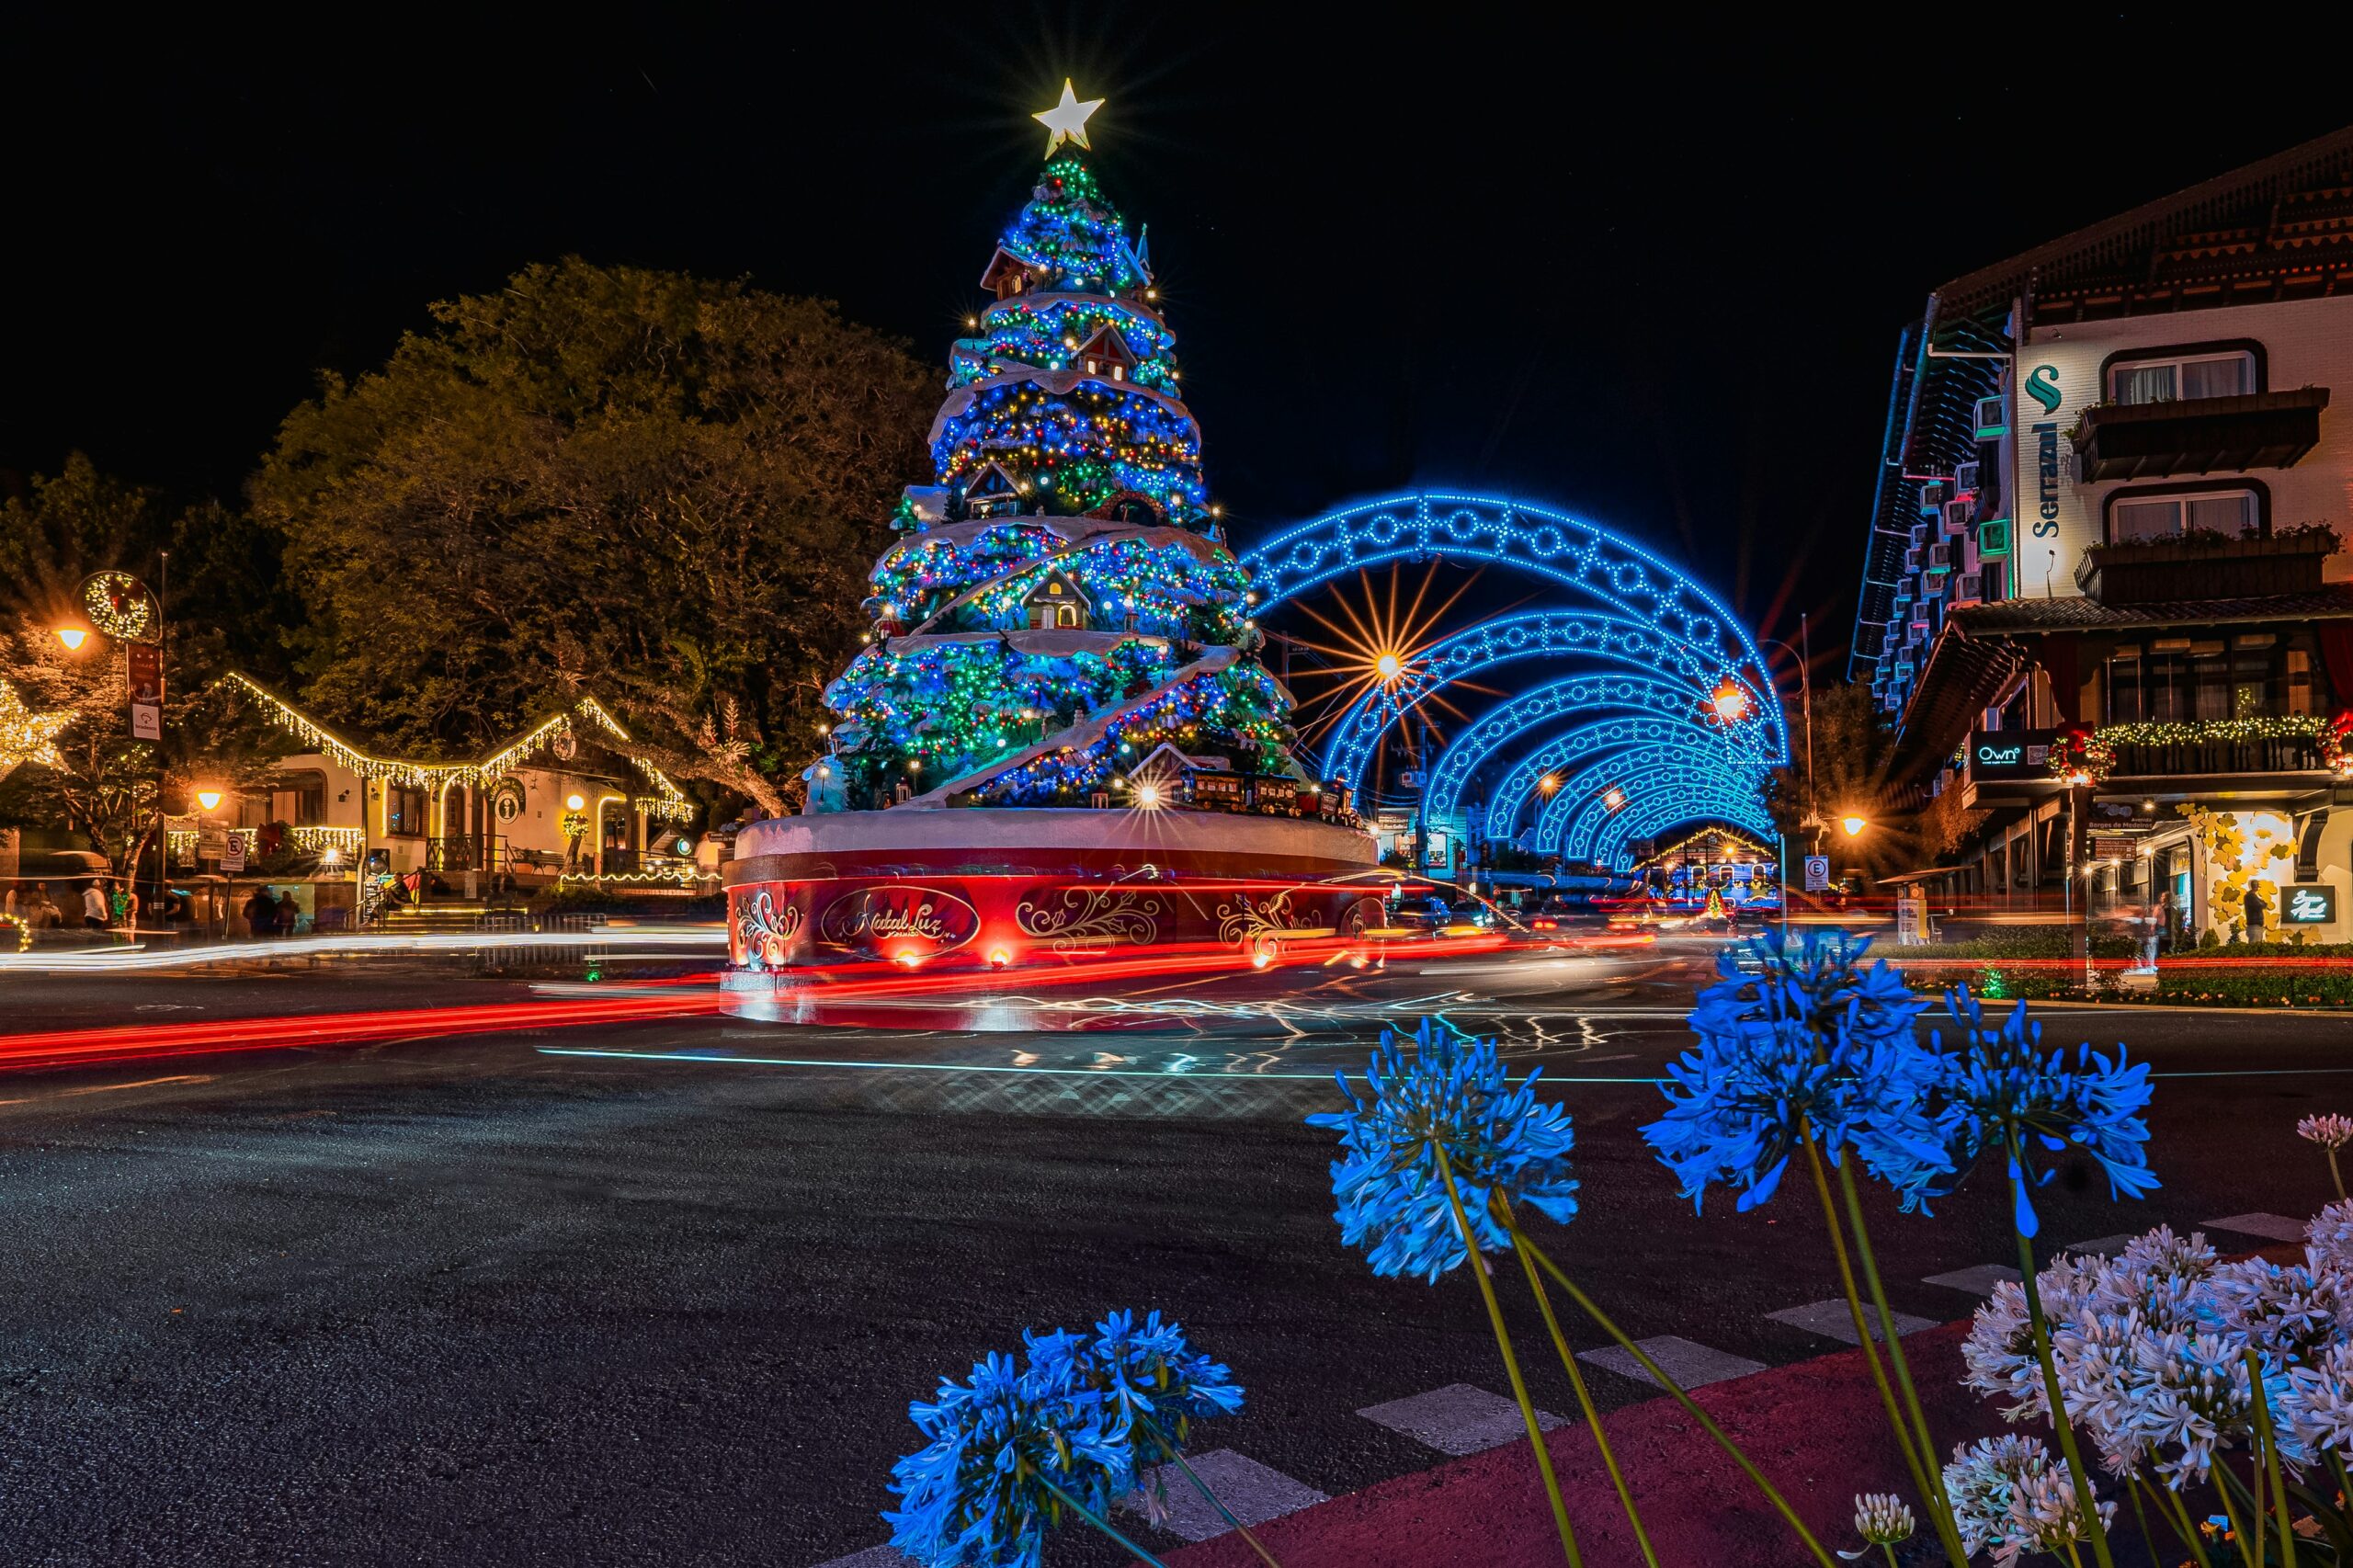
[1080,1309,1245,1463]
[1306,1017,1578,1283]
[886,1338,1132,1568]
[1928,988,2158,1237]
[1643,927,1949,1212]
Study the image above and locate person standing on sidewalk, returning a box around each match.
[81,881,108,931]
[242,886,276,940]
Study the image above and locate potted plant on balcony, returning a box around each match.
[2073,520,2340,604]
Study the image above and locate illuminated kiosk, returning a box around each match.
[723,87,1377,982]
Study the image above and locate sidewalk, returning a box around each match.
[1171,1323,1988,1568]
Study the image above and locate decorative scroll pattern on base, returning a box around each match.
[734,890,802,969]
[1217,890,1316,949]
[1016,887,1163,950]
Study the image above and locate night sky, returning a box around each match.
[6,14,2346,667]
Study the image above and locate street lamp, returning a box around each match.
[196,789,225,813]
[1710,682,1752,724]
[53,624,90,653]
[1840,813,1869,838]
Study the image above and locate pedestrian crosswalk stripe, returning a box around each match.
[1766,1300,1935,1345]
[1579,1334,1765,1390]
[1119,1448,1327,1541]
[1357,1382,1564,1456]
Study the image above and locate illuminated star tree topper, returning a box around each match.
[1033,79,1104,155]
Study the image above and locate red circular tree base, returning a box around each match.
[722,807,1382,971]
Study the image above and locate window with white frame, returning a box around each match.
[2108,348,2256,404]
[2108,487,2260,543]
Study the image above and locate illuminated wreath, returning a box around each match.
[2325,715,2353,779]
[81,571,159,642]
[2045,728,2114,787]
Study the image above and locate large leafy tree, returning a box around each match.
[0,457,313,870]
[253,258,933,813]
[1761,680,1927,881]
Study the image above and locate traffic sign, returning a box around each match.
[221,830,249,873]
[1803,855,1830,892]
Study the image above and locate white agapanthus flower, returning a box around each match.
[1943,1435,2114,1567]
[1960,1222,2349,1486]
[2279,1339,2353,1463]
[2299,1113,2353,1150]
[1837,1493,1914,1560]
[2309,1199,2353,1272]
[2209,1252,2353,1366]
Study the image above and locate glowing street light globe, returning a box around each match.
[1839,814,1869,837]
[1710,683,1751,723]
[54,625,90,653]
[565,793,585,812]
[1136,782,1164,809]
[1374,651,1404,683]
[196,790,224,812]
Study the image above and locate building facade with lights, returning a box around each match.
[1857,127,2353,941]
[177,678,704,899]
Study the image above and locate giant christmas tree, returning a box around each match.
[815,85,1312,815]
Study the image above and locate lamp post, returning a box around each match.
[1757,615,1815,931]
[53,558,169,930]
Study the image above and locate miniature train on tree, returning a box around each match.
[723,87,1377,975]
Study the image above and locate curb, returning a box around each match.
[1166,1322,1983,1568]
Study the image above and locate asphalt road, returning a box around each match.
[0,938,2344,1566]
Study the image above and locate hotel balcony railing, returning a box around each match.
[2106,734,2326,777]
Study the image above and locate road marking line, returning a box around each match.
[1923,1264,2021,1294]
[1118,1448,1327,1540]
[1579,1335,1765,1390]
[1767,1300,1936,1345]
[2203,1212,2309,1243]
[1357,1382,1564,1456]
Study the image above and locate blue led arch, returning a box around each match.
[1531,745,1774,862]
[1468,708,1774,842]
[1592,801,1775,869]
[1313,609,1744,792]
[1244,494,1785,824]
[1420,676,1770,835]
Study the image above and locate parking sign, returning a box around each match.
[1803,856,1830,892]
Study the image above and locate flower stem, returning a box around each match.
[2006,1157,2117,1568]
[1833,1153,1970,1565]
[1039,1475,1173,1568]
[1141,1420,1283,1568]
[1880,1548,1897,1568]
[1802,1138,1966,1567]
[2245,1349,2298,1568]
[1508,1224,1841,1568]
[1500,1208,1658,1568]
[1434,1147,1581,1568]
[2210,1465,2252,1565]
[2330,1147,2345,1203]
[2145,1474,2215,1568]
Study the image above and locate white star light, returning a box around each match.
[0,677,73,780]
[1033,80,1104,156]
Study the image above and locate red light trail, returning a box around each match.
[0,933,1529,1073]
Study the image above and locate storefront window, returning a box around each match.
[386,786,428,837]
